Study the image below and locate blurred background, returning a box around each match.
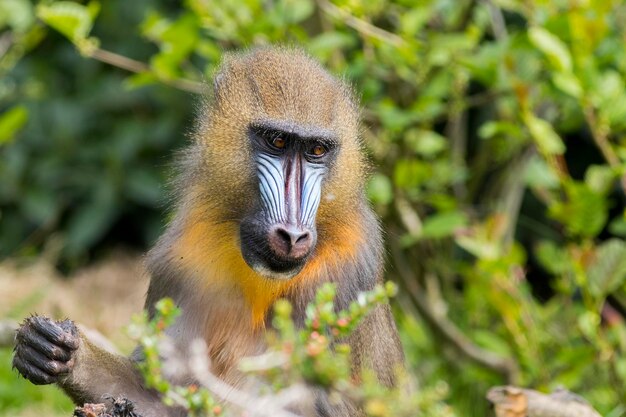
[1,0,626,416]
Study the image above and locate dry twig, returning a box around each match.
[186,340,307,417]
[487,385,602,417]
[484,0,508,41]
[0,32,13,60]
[583,105,626,194]
[389,233,520,382]
[316,0,406,47]
[89,48,206,95]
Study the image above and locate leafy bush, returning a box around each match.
[127,284,455,417]
[1,0,626,416]
[0,0,192,269]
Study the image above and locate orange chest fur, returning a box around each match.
[172,214,361,327]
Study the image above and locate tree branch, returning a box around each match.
[583,105,626,194]
[89,48,206,95]
[487,385,602,417]
[389,235,520,383]
[316,0,406,47]
[0,32,13,60]
[187,340,306,417]
[484,0,508,41]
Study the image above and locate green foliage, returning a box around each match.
[264,282,397,388]
[129,285,454,417]
[36,1,100,49]
[0,105,28,145]
[587,239,626,299]
[0,0,189,268]
[127,299,225,416]
[1,0,626,416]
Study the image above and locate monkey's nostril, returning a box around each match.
[276,228,294,246]
[275,226,310,247]
[269,225,314,259]
[295,231,310,244]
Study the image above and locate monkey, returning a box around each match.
[12,47,405,417]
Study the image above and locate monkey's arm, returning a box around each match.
[313,304,405,417]
[348,304,405,387]
[13,316,179,417]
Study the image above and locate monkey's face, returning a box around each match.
[199,48,364,281]
[239,119,337,279]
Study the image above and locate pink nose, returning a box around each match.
[267,224,313,260]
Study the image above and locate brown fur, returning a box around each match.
[144,47,404,414]
[15,47,404,417]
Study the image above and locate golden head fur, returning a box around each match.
[192,47,366,225]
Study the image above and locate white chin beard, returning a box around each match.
[253,264,300,280]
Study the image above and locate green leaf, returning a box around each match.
[147,13,199,80]
[406,129,447,157]
[399,7,431,37]
[281,0,314,24]
[472,330,512,356]
[478,121,521,139]
[584,165,615,195]
[367,173,393,206]
[140,10,168,41]
[553,344,597,387]
[552,72,582,98]
[37,1,100,42]
[524,155,560,189]
[460,42,503,87]
[0,0,35,32]
[587,239,626,298]
[617,358,626,383]
[124,169,164,206]
[21,188,59,225]
[455,234,498,260]
[594,71,626,131]
[376,100,419,132]
[309,32,356,58]
[535,240,571,275]
[524,113,565,155]
[609,215,626,238]
[528,26,572,72]
[63,180,117,258]
[428,33,477,66]
[421,211,467,239]
[0,105,28,145]
[578,311,600,341]
[549,182,608,238]
[123,72,160,90]
[393,159,430,189]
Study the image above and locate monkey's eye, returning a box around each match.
[271,137,286,149]
[308,144,327,158]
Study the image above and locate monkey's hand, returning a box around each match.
[12,316,79,385]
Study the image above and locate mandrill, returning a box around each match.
[13,47,404,417]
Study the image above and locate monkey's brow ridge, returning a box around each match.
[251,118,338,144]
